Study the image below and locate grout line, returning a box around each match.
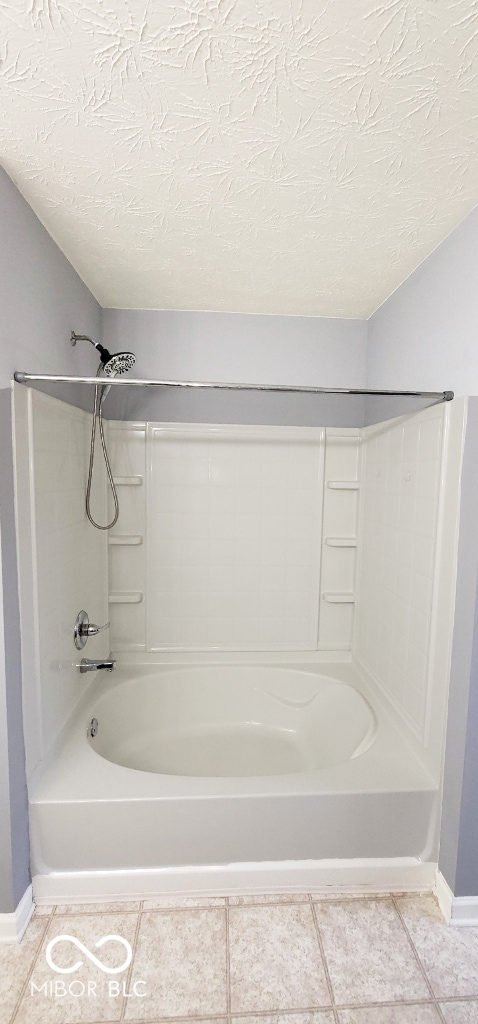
[238,1012,335,1018]
[119,1011,335,1024]
[203,1011,338,1018]
[434,1003,452,1024]
[392,897,447,1023]
[309,894,338,1024]
[119,910,142,1022]
[310,892,422,905]
[117,998,478,1023]
[437,995,478,1003]
[50,901,231,915]
[140,903,229,913]
[9,916,51,1024]
[51,905,143,916]
[227,898,310,907]
[112,1019,227,1024]
[333,998,448,1010]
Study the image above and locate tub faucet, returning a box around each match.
[79,658,116,674]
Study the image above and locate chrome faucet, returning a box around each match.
[80,658,116,674]
[74,610,109,651]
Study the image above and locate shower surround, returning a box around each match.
[13,383,466,900]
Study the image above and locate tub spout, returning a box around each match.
[79,658,116,674]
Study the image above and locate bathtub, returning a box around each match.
[89,664,377,777]
[30,656,438,901]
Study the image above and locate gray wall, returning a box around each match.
[367,207,478,395]
[103,308,368,388]
[0,389,30,910]
[102,310,445,427]
[102,308,368,426]
[0,167,102,389]
[0,167,101,912]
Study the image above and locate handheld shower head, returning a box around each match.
[70,330,137,531]
[102,350,136,376]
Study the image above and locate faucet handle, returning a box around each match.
[84,621,110,636]
[74,610,109,650]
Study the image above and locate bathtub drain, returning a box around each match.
[89,718,99,738]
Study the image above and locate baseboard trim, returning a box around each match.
[33,858,437,905]
[450,895,478,926]
[0,884,34,943]
[434,870,478,926]
[434,869,453,923]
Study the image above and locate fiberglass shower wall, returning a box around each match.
[14,385,109,777]
[354,399,467,783]
[105,421,360,652]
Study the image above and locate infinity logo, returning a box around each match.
[46,935,133,975]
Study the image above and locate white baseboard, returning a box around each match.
[434,870,478,926]
[33,857,437,905]
[434,869,453,922]
[0,884,34,943]
[450,896,478,926]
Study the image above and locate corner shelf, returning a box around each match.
[325,537,357,547]
[326,481,359,490]
[112,476,143,486]
[108,535,143,546]
[108,592,143,604]
[322,593,355,604]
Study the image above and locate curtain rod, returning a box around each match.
[13,373,454,401]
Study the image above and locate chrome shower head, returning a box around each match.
[102,351,136,376]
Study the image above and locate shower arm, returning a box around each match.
[70,331,102,352]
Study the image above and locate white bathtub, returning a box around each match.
[89,665,377,777]
[29,656,438,901]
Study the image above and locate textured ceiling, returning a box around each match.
[0,0,477,317]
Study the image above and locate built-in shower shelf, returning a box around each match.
[108,592,143,604]
[325,537,357,547]
[108,535,143,546]
[326,481,360,490]
[322,592,355,603]
[112,475,143,486]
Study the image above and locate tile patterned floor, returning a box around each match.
[2,893,478,1024]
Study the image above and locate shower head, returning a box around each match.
[70,332,136,376]
[102,350,136,376]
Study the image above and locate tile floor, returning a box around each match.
[2,892,478,1024]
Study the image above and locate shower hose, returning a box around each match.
[85,364,119,530]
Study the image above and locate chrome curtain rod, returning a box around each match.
[13,373,453,401]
